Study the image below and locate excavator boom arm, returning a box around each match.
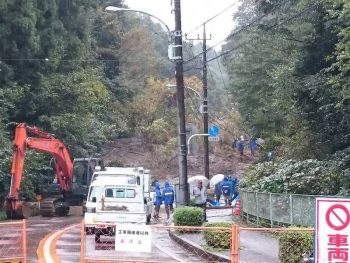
[26,138,73,192]
[9,123,27,198]
[8,123,73,200]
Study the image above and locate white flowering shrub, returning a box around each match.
[241,156,350,195]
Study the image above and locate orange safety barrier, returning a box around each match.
[78,220,313,263]
[0,220,27,263]
[81,220,234,263]
[234,200,240,216]
[230,224,239,263]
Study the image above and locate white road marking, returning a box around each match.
[43,225,78,263]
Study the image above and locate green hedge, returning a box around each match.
[203,222,232,249]
[0,211,6,221]
[173,206,203,226]
[188,197,196,207]
[279,230,313,263]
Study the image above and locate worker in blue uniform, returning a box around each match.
[153,182,162,220]
[220,177,232,206]
[162,181,174,219]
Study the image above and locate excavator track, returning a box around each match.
[40,198,69,217]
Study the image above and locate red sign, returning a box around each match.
[316,198,350,263]
[325,204,350,231]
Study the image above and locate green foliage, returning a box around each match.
[241,158,348,195]
[20,152,52,200]
[0,137,12,205]
[223,0,350,160]
[173,207,203,226]
[0,211,6,221]
[0,0,172,203]
[144,119,171,144]
[188,197,196,207]
[278,230,313,263]
[160,137,177,157]
[203,222,232,249]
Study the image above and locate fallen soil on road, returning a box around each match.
[103,135,256,180]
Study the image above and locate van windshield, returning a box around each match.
[104,187,136,198]
[88,186,100,201]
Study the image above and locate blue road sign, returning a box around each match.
[208,125,220,137]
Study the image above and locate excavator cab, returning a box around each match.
[72,158,104,199]
[39,158,104,216]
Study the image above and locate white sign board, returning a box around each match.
[115,224,152,253]
[208,136,219,142]
[316,198,350,263]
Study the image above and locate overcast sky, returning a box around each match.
[123,0,239,50]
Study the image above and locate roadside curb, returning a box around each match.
[206,206,234,210]
[168,229,230,262]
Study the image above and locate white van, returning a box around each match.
[84,167,151,242]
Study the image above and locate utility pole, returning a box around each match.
[202,23,209,179]
[185,24,211,179]
[174,0,188,205]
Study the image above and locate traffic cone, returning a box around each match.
[234,199,240,216]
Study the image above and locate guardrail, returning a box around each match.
[0,220,27,263]
[241,190,319,227]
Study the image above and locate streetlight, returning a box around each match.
[105,5,189,205]
[105,6,171,36]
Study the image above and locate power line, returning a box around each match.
[206,64,233,123]
[0,58,119,62]
[206,3,318,64]
[213,49,228,91]
[183,42,202,73]
[183,0,292,65]
[185,1,239,37]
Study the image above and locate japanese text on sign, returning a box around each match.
[316,198,350,263]
[115,224,152,252]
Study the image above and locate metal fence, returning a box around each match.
[241,190,320,227]
[238,227,314,263]
[0,220,27,263]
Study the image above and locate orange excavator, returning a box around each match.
[4,123,104,219]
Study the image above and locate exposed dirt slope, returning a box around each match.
[103,135,256,180]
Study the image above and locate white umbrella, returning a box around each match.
[210,174,225,187]
[187,175,209,186]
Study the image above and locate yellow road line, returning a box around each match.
[37,224,79,263]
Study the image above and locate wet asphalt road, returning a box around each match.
[23,207,278,262]
[26,215,82,263]
[57,224,203,263]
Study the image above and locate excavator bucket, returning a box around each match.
[4,198,31,219]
